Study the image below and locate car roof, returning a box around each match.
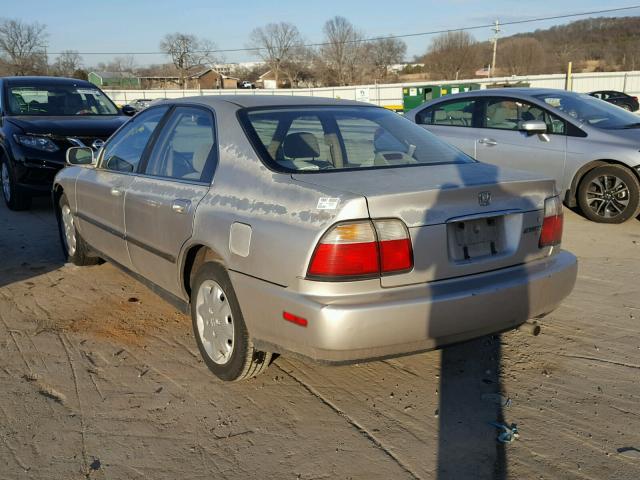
[433,87,585,98]
[412,88,589,112]
[163,95,372,109]
[2,76,96,87]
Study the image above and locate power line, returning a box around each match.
[46,4,640,56]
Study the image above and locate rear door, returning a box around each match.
[74,106,169,268]
[473,97,567,189]
[414,97,482,158]
[124,106,217,296]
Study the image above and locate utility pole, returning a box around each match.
[490,19,500,78]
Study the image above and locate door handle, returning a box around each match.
[110,187,123,196]
[171,199,191,214]
[478,138,498,146]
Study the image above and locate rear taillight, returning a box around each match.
[374,219,413,273]
[539,196,563,248]
[307,219,413,280]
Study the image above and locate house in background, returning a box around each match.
[88,71,141,89]
[138,68,239,89]
[255,70,290,89]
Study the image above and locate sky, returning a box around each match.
[3,0,640,67]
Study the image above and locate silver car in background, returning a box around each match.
[54,96,577,381]
[406,88,640,223]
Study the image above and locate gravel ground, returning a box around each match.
[0,198,639,480]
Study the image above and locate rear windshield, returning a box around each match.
[7,85,119,116]
[239,106,473,172]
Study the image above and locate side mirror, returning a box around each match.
[121,105,137,116]
[66,146,96,166]
[519,120,547,135]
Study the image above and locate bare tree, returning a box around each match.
[232,63,269,84]
[499,37,545,75]
[365,37,407,80]
[160,33,218,88]
[319,16,365,86]
[423,31,477,80]
[280,45,315,87]
[248,22,304,88]
[110,55,137,74]
[0,18,48,75]
[52,50,82,77]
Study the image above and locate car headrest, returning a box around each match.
[521,111,535,121]
[374,129,404,152]
[192,141,213,173]
[283,132,320,159]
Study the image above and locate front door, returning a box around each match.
[124,106,217,296]
[74,106,170,267]
[474,97,567,190]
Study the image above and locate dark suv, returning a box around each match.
[0,76,131,210]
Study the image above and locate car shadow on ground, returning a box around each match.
[0,196,65,288]
[429,161,536,479]
[437,336,508,479]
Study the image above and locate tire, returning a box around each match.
[577,165,640,223]
[57,194,101,266]
[191,262,272,381]
[1,156,32,211]
[621,103,632,111]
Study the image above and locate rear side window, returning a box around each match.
[144,107,216,182]
[240,106,473,172]
[416,99,476,127]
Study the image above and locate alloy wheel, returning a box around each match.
[61,204,77,256]
[195,280,235,365]
[585,174,630,219]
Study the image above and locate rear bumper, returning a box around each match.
[231,250,578,363]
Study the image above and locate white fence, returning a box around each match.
[103,71,640,108]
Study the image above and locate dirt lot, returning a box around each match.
[0,198,639,480]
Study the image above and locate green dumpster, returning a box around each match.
[402,83,481,112]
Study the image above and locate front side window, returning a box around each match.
[101,106,169,173]
[535,92,640,130]
[416,99,476,127]
[240,106,473,172]
[483,98,566,134]
[7,84,119,116]
[144,107,216,181]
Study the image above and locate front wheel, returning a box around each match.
[191,262,272,381]
[577,165,640,223]
[1,157,32,211]
[57,194,101,265]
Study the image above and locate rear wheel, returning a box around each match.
[191,262,272,381]
[578,165,640,223]
[57,194,100,265]
[1,157,32,211]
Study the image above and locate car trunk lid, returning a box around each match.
[293,163,556,286]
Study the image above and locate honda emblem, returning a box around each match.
[478,191,491,206]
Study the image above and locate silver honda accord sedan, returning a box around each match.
[406,88,640,223]
[53,96,577,381]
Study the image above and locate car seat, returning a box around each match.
[280,132,326,170]
[181,141,213,180]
